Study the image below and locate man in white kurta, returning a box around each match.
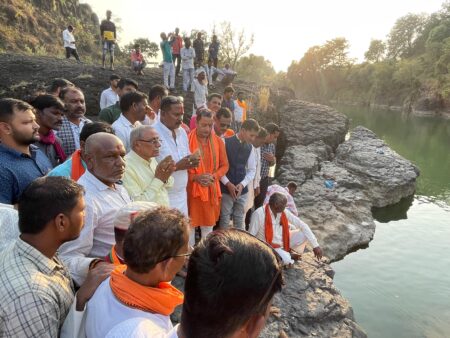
[249,192,322,265]
[153,96,199,215]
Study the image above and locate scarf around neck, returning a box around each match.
[39,130,67,162]
[264,204,290,252]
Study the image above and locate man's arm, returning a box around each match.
[248,207,263,237]
[239,146,256,189]
[286,210,319,248]
[0,169,18,204]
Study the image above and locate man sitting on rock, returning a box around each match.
[249,192,322,265]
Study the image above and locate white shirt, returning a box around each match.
[192,79,208,109]
[234,100,245,122]
[112,114,142,153]
[153,121,190,215]
[180,47,195,70]
[105,318,178,338]
[249,207,319,248]
[99,87,119,110]
[245,147,261,212]
[59,170,131,285]
[0,204,19,252]
[70,119,87,150]
[220,137,256,189]
[63,29,76,49]
[85,278,173,338]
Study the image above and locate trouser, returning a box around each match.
[102,41,115,65]
[254,176,270,209]
[173,54,181,76]
[189,225,214,247]
[275,230,308,265]
[219,192,248,230]
[163,62,175,89]
[183,68,195,91]
[65,47,80,61]
[132,61,146,72]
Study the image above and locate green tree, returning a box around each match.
[364,39,386,63]
[235,54,276,83]
[387,13,427,59]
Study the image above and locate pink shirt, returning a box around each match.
[172,36,183,54]
[130,51,144,62]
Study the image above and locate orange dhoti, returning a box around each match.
[188,130,229,227]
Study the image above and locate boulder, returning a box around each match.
[261,253,367,338]
[279,100,349,150]
[335,126,420,207]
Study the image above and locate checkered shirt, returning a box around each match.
[260,143,275,179]
[0,239,74,337]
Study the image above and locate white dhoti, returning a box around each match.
[274,229,308,265]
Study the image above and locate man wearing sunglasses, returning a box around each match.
[249,192,323,265]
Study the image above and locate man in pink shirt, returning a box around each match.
[130,44,146,75]
[171,27,183,77]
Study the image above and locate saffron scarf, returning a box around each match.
[105,245,124,265]
[110,265,184,316]
[39,130,67,162]
[264,204,290,252]
[188,130,221,205]
[70,150,85,181]
[236,99,247,121]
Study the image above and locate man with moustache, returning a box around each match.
[59,133,131,285]
[0,98,52,205]
[99,74,120,110]
[30,94,67,167]
[213,107,234,140]
[154,96,200,215]
[58,87,91,157]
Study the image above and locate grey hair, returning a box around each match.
[130,125,155,149]
[268,192,288,206]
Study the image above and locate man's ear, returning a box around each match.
[54,213,68,233]
[242,313,267,338]
[0,121,12,134]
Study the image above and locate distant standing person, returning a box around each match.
[180,37,195,92]
[100,10,116,70]
[160,32,175,92]
[99,74,120,110]
[208,35,220,68]
[171,27,183,77]
[193,32,204,68]
[62,25,80,62]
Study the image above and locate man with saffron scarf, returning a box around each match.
[249,192,322,265]
[187,110,229,246]
[104,201,158,265]
[30,94,67,168]
[82,206,188,337]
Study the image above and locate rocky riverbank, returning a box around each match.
[0,53,421,338]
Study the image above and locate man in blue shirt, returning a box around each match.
[0,98,52,205]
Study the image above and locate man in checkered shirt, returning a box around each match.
[0,177,111,337]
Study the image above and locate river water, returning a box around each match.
[331,106,450,338]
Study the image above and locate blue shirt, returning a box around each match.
[47,157,87,178]
[0,144,52,204]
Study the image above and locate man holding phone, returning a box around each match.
[122,125,175,206]
[154,96,200,215]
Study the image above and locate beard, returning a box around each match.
[12,129,40,145]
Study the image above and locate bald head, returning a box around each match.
[84,132,126,186]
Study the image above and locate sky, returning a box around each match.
[82,0,445,72]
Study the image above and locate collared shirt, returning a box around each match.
[57,116,91,157]
[260,143,275,179]
[249,206,319,248]
[153,121,190,215]
[99,102,122,125]
[58,170,131,285]
[180,47,195,70]
[0,238,74,338]
[34,134,64,168]
[160,40,173,63]
[122,150,173,206]
[192,79,208,109]
[0,144,52,204]
[220,135,256,189]
[47,156,87,178]
[112,114,142,153]
[63,29,75,48]
[100,87,119,110]
[0,204,19,252]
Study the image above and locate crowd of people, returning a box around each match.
[0,9,324,337]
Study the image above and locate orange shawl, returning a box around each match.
[223,129,235,138]
[188,131,222,205]
[110,265,184,316]
[236,99,247,121]
[264,204,290,252]
[71,150,85,181]
[105,245,124,265]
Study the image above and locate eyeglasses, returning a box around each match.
[138,138,162,145]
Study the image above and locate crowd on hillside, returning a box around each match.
[0,9,322,338]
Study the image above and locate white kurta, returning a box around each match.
[153,121,190,215]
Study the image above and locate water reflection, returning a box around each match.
[372,195,414,223]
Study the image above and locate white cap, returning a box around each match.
[113,201,159,230]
